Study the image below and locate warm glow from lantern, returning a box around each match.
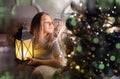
[15,39,33,61]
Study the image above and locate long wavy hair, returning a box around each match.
[30,12,54,49]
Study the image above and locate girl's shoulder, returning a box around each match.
[49,38,60,50]
[51,38,58,46]
[51,38,57,46]
[53,38,58,42]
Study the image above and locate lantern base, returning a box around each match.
[15,58,30,64]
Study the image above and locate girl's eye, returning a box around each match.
[44,22,54,25]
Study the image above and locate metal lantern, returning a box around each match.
[14,24,34,61]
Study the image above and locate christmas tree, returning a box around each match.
[54,0,120,79]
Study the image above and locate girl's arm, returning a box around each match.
[27,56,62,68]
[27,40,63,68]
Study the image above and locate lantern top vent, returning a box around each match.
[14,24,33,40]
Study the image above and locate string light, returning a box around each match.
[75,65,80,70]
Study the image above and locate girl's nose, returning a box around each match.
[49,22,54,26]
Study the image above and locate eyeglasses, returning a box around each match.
[44,21,54,25]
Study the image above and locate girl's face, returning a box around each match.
[42,14,54,34]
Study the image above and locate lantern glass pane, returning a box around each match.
[15,39,22,60]
[23,39,33,60]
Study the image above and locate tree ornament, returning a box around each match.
[107,17,115,24]
[93,37,99,44]
[110,55,116,61]
[66,16,77,31]
[98,63,105,70]
[76,45,82,52]
[115,43,120,49]
[71,0,87,13]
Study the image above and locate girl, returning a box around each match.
[28,12,64,79]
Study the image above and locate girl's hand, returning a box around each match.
[27,57,40,66]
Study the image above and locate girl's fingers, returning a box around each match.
[27,57,33,61]
[27,57,34,65]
